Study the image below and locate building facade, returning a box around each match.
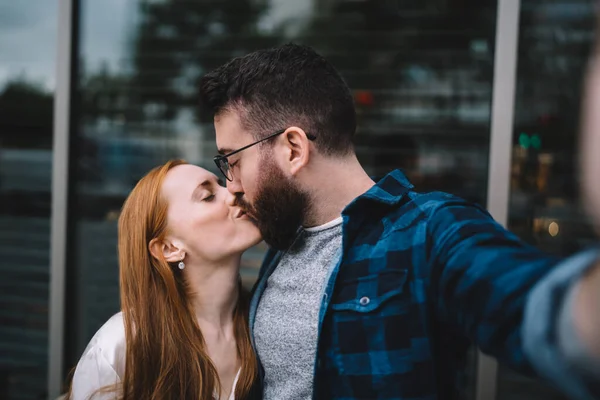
[0,0,595,399]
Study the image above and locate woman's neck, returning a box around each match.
[185,259,241,335]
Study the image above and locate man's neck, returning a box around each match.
[302,154,375,227]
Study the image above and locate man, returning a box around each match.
[199,44,600,399]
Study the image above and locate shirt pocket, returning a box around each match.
[329,269,413,377]
[332,269,409,313]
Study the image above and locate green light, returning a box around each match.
[531,134,541,149]
[519,133,530,148]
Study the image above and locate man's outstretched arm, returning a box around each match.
[523,12,600,399]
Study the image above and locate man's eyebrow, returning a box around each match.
[217,147,234,155]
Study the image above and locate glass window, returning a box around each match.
[0,1,58,399]
[498,0,596,399]
[68,1,498,397]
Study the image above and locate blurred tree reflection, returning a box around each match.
[129,0,279,123]
[0,79,53,148]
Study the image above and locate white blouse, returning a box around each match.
[70,312,239,400]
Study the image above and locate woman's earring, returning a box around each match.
[178,255,185,270]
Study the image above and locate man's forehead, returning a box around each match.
[214,112,245,154]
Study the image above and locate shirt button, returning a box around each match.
[359,296,370,306]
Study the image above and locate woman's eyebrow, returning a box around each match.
[191,180,211,199]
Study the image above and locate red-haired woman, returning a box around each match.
[66,160,260,400]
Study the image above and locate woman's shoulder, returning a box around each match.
[85,312,125,348]
[70,312,126,397]
[79,312,126,376]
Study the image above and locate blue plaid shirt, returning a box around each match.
[249,170,599,400]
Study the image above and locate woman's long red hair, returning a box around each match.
[66,160,257,399]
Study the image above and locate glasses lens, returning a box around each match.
[217,158,232,181]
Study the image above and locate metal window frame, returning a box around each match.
[477,1,522,400]
[48,0,76,397]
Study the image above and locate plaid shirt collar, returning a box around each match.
[344,169,414,215]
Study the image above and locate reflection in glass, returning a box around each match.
[69,1,498,397]
[0,1,57,398]
[499,1,596,399]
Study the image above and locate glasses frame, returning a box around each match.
[213,128,316,181]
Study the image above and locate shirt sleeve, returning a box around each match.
[70,346,121,400]
[426,198,559,374]
[523,249,600,400]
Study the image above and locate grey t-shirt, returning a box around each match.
[254,217,343,400]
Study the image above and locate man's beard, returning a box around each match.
[236,164,310,251]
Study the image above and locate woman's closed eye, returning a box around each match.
[202,193,216,202]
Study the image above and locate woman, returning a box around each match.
[66,160,261,399]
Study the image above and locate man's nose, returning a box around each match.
[226,177,243,197]
[225,190,238,207]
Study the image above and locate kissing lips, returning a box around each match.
[234,209,247,219]
[239,208,259,225]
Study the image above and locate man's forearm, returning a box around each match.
[575,261,600,358]
[524,250,600,400]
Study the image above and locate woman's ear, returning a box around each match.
[149,238,184,263]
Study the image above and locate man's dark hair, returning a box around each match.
[198,43,356,156]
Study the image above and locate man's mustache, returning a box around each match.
[233,195,259,223]
[233,195,252,211]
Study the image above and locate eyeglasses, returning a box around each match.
[214,128,316,181]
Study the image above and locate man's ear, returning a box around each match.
[282,126,311,176]
[149,238,184,263]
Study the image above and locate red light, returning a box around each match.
[539,114,552,125]
[355,90,374,106]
